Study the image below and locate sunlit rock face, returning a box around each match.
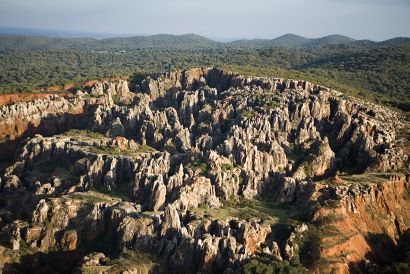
[0,68,408,274]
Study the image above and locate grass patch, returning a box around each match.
[81,248,166,274]
[33,159,79,182]
[65,191,119,204]
[89,143,155,156]
[63,129,106,139]
[339,173,396,184]
[94,178,132,202]
[193,198,303,224]
[108,249,165,273]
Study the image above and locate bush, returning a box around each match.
[187,160,210,173]
[381,263,410,274]
[313,213,341,226]
[242,110,257,119]
[220,163,233,171]
[300,229,322,269]
[243,257,309,274]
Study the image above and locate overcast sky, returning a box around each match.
[0,0,409,41]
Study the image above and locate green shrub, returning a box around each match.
[243,257,309,274]
[220,163,233,171]
[300,229,322,269]
[313,213,342,226]
[242,110,257,119]
[303,160,314,178]
[187,160,210,173]
[265,100,280,110]
[1,38,409,114]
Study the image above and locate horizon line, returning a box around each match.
[0,25,409,43]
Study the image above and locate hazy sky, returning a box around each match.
[0,0,409,40]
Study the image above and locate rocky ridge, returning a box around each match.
[0,68,409,273]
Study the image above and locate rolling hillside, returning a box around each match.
[0,33,409,111]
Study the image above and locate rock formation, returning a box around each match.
[0,68,408,273]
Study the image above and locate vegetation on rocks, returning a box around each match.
[0,35,409,111]
[0,67,409,273]
[299,229,322,269]
[186,160,210,173]
[63,129,106,139]
[243,257,309,274]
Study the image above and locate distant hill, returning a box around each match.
[270,33,310,47]
[0,26,118,39]
[231,33,309,48]
[304,34,355,47]
[0,33,222,51]
[0,31,409,52]
[230,34,357,48]
[379,37,410,47]
[99,34,220,50]
[0,31,409,111]
[0,36,95,51]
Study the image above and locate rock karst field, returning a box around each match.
[0,68,409,273]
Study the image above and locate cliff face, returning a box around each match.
[0,68,408,273]
[0,93,59,106]
[0,95,85,141]
[294,174,410,273]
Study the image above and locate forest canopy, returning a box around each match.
[0,34,409,111]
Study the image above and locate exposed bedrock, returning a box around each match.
[0,79,135,143]
[0,68,409,273]
[0,95,86,142]
[89,68,407,189]
[0,80,136,168]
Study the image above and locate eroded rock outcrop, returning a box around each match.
[0,95,86,142]
[0,68,408,274]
